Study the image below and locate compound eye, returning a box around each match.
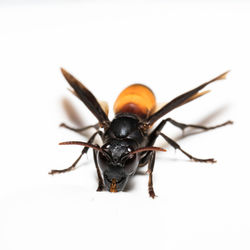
[97,151,109,171]
[124,154,138,175]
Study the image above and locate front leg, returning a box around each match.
[49,131,103,175]
[93,150,104,191]
[147,151,156,198]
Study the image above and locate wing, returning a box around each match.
[68,88,109,116]
[61,68,110,128]
[98,100,109,116]
[145,71,229,127]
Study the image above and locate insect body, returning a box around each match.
[49,69,232,198]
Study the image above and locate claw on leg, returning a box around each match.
[149,188,156,199]
[96,184,104,192]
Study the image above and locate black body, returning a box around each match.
[97,113,148,192]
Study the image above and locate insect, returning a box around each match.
[49,68,232,198]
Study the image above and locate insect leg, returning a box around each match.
[49,131,103,175]
[140,117,219,166]
[147,151,156,198]
[60,123,99,132]
[93,150,104,191]
[165,118,233,133]
[159,132,215,163]
[139,119,169,167]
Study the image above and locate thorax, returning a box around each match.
[103,113,147,146]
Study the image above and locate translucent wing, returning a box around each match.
[61,68,110,128]
[145,71,229,127]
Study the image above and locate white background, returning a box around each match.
[0,1,249,249]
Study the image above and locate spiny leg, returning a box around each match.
[49,131,103,175]
[60,123,99,132]
[93,150,104,191]
[165,118,233,133]
[159,132,215,163]
[140,117,232,165]
[147,151,156,198]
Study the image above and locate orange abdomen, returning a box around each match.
[113,84,156,119]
